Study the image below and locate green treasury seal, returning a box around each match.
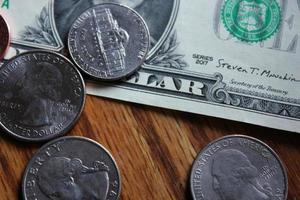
[222,0,281,42]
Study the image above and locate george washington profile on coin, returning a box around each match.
[211,149,272,200]
[190,136,287,200]
[37,157,110,200]
[22,137,121,199]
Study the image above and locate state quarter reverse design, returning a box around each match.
[0,51,85,142]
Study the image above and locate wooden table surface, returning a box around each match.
[0,95,299,200]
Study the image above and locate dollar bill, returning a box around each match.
[1,0,299,133]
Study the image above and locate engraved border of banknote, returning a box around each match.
[88,64,300,123]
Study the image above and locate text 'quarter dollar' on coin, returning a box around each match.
[190,135,288,200]
[68,3,150,81]
[0,51,86,142]
[22,136,121,200]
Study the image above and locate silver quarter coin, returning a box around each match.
[22,136,121,200]
[68,3,150,81]
[190,135,288,200]
[0,51,85,142]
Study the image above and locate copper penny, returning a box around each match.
[0,15,10,59]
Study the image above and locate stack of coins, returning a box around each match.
[0,3,289,200]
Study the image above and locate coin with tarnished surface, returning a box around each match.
[68,3,150,81]
[22,136,121,200]
[0,51,85,142]
[0,15,10,59]
[190,135,288,200]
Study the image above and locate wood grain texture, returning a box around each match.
[0,95,299,200]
